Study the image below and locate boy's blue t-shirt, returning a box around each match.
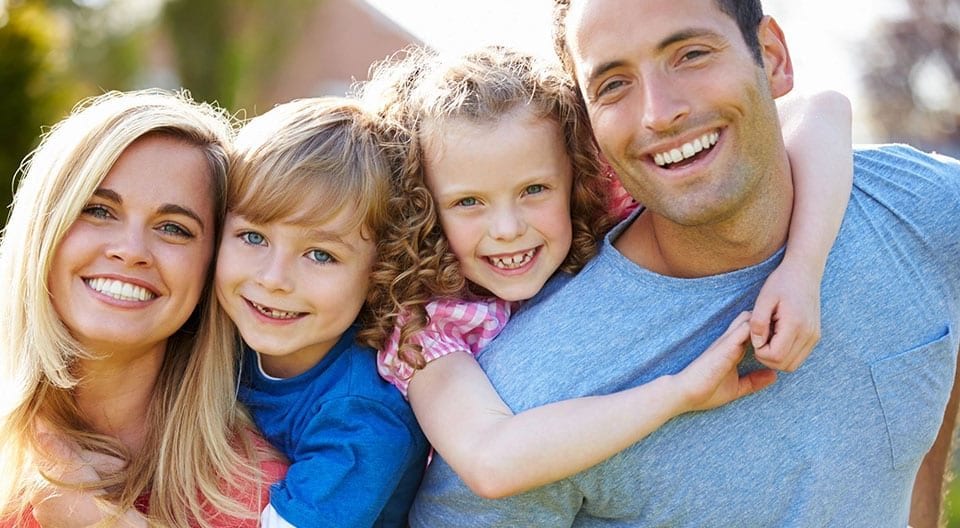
[239,325,428,528]
[410,144,960,527]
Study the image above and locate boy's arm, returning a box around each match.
[407,312,776,500]
[266,398,425,528]
[910,346,960,528]
[750,90,853,371]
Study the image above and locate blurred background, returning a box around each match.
[2,0,959,521]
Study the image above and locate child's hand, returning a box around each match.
[750,259,822,372]
[675,312,778,412]
[31,434,146,527]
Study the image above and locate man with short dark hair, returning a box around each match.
[409,1,960,526]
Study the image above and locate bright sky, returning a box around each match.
[364,0,908,141]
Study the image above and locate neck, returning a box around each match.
[73,342,165,453]
[618,163,794,278]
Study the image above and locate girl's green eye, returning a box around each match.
[525,184,545,195]
[457,197,478,207]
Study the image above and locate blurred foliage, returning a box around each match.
[0,1,84,222]
[162,0,316,110]
[861,0,960,155]
[0,0,317,227]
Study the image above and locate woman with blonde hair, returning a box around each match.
[0,89,283,527]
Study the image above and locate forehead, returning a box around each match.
[567,0,738,75]
[102,135,214,219]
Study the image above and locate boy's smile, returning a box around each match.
[216,208,376,378]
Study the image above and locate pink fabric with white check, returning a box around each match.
[377,297,513,398]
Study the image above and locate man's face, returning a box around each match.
[566,0,792,227]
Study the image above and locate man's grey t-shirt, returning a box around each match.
[409,145,960,527]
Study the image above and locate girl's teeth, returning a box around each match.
[654,131,719,167]
[491,249,535,270]
[86,278,155,301]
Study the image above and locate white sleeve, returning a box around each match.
[260,504,298,528]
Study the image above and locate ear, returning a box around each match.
[758,16,794,98]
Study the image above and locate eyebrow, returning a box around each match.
[302,227,356,251]
[584,28,724,87]
[93,188,206,232]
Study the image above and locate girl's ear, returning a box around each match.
[758,16,794,98]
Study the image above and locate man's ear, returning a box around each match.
[758,16,794,98]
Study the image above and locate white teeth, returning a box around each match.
[251,300,301,320]
[653,131,720,167]
[86,278,155,302]
[489,249,536,270]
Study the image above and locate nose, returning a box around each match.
[640,69,690,133]
[255,251,294,293]
[106,226,153,267]
[488,205,526,242]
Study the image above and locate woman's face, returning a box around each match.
[48,134,217,357]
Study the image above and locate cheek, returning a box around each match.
[438,214,475,262]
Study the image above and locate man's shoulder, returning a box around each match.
[854,143,960,192]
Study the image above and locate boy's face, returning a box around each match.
[215,207,376,378]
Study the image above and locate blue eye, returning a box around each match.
[456,197,478,207]
[240,231,266,246]
[524,184,545,195]
[82,204,112,219]
[307,249,335,264]
[158,223,192,238]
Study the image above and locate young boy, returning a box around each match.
[216,97,428,527]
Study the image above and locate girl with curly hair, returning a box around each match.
[358,45,852,499]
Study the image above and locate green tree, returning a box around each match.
[0,1,84,223]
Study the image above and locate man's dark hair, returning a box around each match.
[552,0,765,76]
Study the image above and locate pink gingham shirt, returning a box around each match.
[377,298,513,398]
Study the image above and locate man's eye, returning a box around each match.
[597,79,626,97]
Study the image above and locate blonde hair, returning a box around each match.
[0,89,270,526]
[229,96,393,328]
[356,45,618,371]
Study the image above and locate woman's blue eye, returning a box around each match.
[240,231,266,245]
[456,197,478,207]
[158,223,192,238]
[82,205,112,219]
[525,184,545,195]
[307,249,334,264]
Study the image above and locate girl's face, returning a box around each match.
[48,135,217,357]
[424,107,573,302]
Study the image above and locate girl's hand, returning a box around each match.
[675,312,778,412]
[31,434,147,528]
[749,258,822,372]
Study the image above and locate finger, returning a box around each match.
[785,331,819,372]
[737,369,778,398]
[756,318,800,371]
[749,297,776,350]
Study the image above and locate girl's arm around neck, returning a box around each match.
[406,314,775,499]
[750,90,853,372]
